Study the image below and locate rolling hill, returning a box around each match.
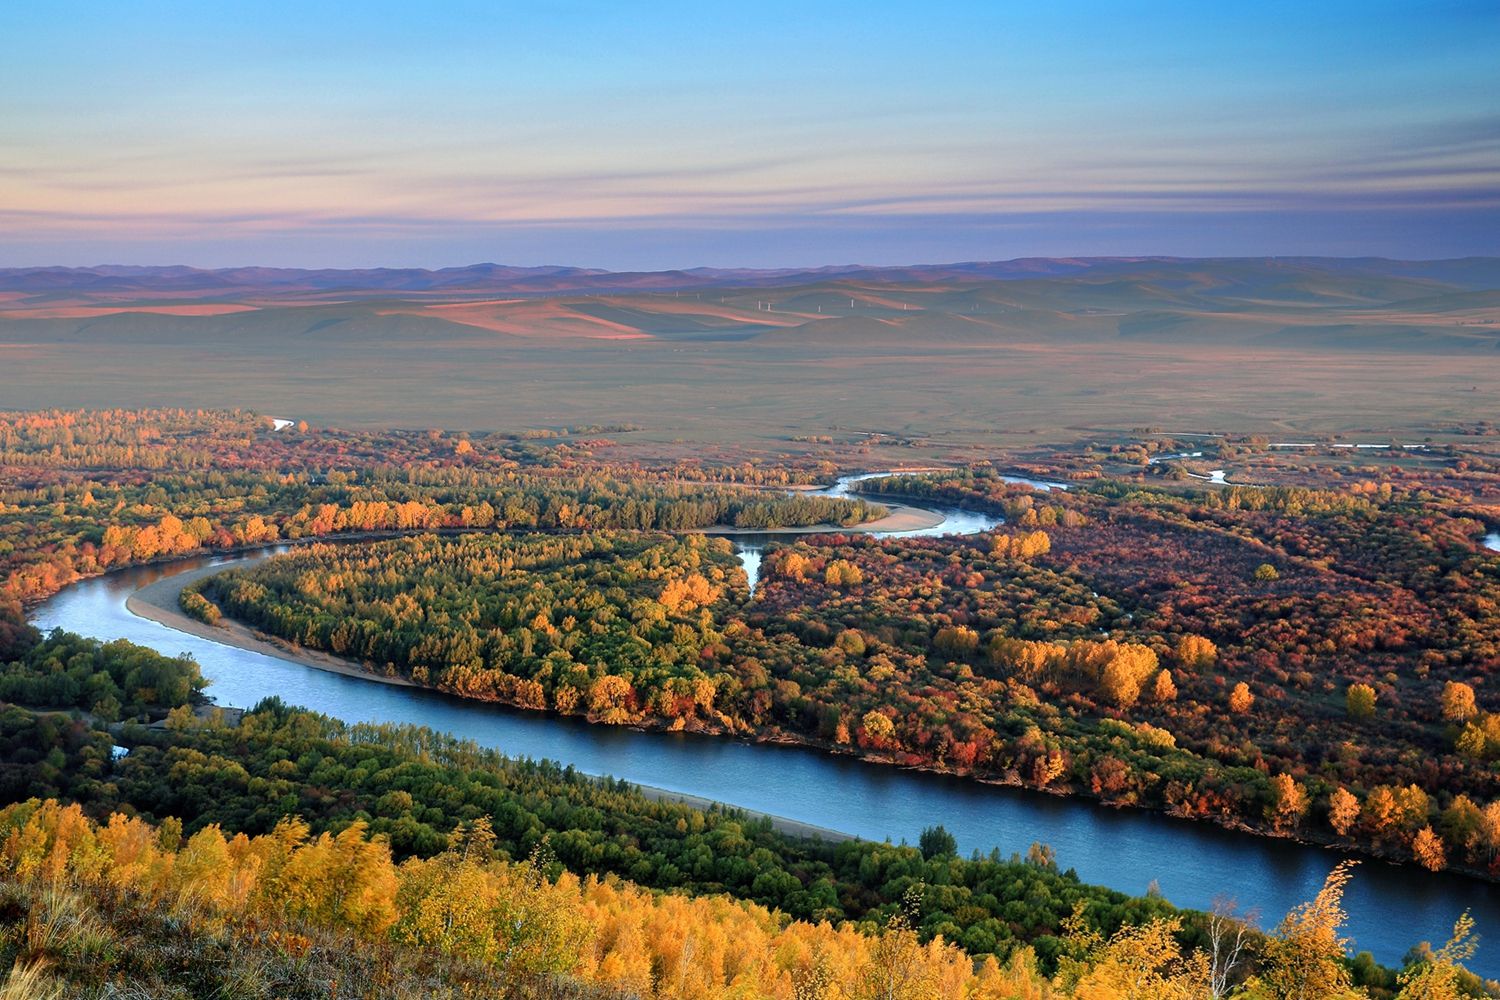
[1,257,1496,443]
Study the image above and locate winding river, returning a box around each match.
[30,475,1500,975]
[727,471,1009,591]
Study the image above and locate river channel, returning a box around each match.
[30,474,1499,974]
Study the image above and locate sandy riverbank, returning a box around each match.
[699,501,943,536]
[630,785,851,842]
[126,560,854,843]
[127,559,418,689]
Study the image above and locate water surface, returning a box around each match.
[29,478,1499,974]
[723,473,1002,591]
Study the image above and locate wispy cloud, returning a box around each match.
[1,2,1495,265]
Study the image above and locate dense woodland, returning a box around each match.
[0,626,1487,998]
[0,632,1176,968]
[2,408,1498,996]
[0,409,880,606]
[202,471,1500,877]
[8,795,1480,1000]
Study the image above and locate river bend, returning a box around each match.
[30,475,1500,974]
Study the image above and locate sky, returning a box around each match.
[2,1,1497,269]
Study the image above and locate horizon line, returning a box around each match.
[4,252,1498,275]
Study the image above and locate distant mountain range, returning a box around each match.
[4,256,1499,298]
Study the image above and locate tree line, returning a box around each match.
[0,408,880,605]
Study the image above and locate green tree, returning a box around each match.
[918,825,957,860]
[1346,684,1377,720]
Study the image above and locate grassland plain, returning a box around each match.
[1,259,1496,449]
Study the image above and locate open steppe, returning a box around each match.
[2,258,1496,449]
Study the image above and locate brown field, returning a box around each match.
[1,303,262,320]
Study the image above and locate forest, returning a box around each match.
[3,796,1482,1000]
[2,407,1499,996]
[0,624,1487,998]
[0,409,880,606]
[0,626,1175,969]
[198,467,1500,878]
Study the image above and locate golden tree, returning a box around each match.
[1268,774,1309,834]
[855,891,943,1000]
[587,674,636,724]
[1174,634,1218,670]
[1152,669,1179,703]
[1064,917,1210,1000]
[825,559,865,586]
[1328,788,1360,838]
[1247,861,1363,1000]
[1229,683,1254,714]
[1440,681,1477,723]
[1411,827,1447,872]
[861,710,898,747]
[1395,911,1477,1000]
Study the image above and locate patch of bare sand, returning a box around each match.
[700,502,942,535]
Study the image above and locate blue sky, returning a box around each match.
[1,1,1496,268]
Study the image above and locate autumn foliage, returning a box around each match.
[1,800,1482,998]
